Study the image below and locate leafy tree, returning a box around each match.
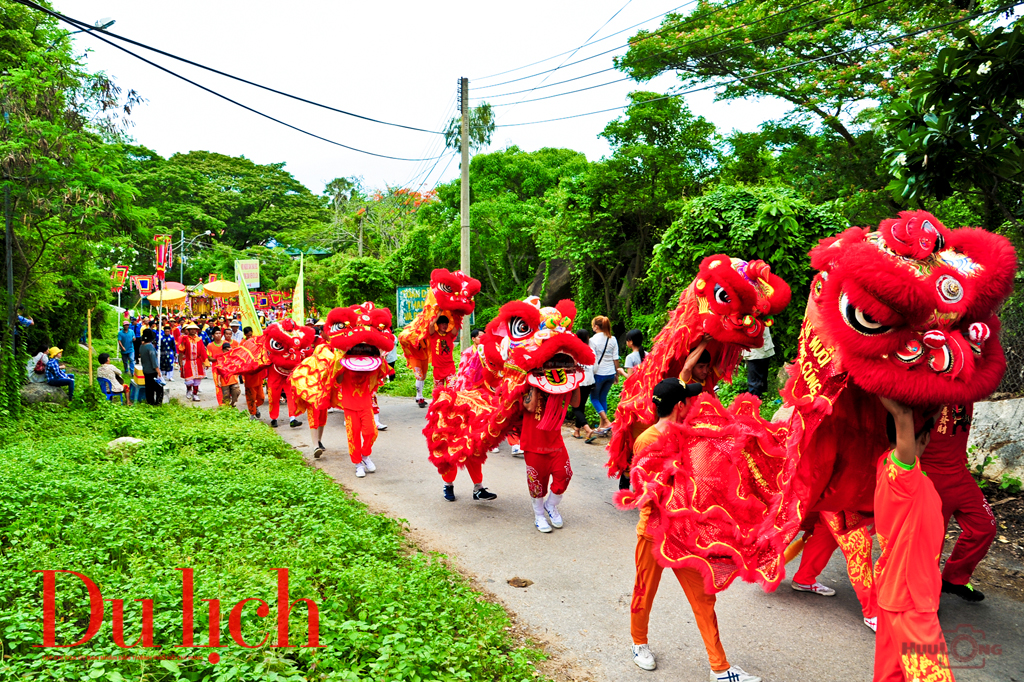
[884,21,1024,239]
[535,92,718,325]
[615,1,1001,146]
[334,257,394,308]
[647,184,846,359]
[444,102,495,156]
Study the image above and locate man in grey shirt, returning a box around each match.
[139,329,164,405]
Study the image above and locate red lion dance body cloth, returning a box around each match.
[614,213,1016,598]
[398,269,480,404]
[214,320,315,427]
[291,303,395,473]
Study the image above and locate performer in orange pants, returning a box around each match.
[344,409,376,466]
[874,397,954,682]
[792,510,878,628]
[243,370,265,419]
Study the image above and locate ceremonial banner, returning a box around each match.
[236,259,260,290]
[255,292,270,309]
[208,274,219,283]
[291,254,305,325]
[270,291,283,306]
[234,262,263,335]
[154,234,173,280]
[131,275,154,295]
[110,265,130,293]
[396,286,429,328]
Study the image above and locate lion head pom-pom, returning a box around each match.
[879,210,948,259]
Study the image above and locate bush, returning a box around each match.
[0,403,546,681]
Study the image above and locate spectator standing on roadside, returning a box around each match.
[588,316,620,435]
[159,323,177,381]
[620,329,646,378]
[139,329,163,406]
[117,320,136,374]
[742,326,774,398]
[572,329,596,441]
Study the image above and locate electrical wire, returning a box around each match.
[15,0,444,136]
[472,1,697,81]
[401,93,459,188]
[493,2,1021,128]
[473,0,751,90]
[487,0,882,109]
[476,0,822,101]
[27,7,445,162]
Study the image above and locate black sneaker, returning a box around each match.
[443,485,456,502]
[290,419,303,428]
[255,409,261,418]
[942,580,985,602]
[313,445,324,459]
[473,487,497,501]
[417,399,427,408]
[270,419,279,428]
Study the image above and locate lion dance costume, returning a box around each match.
[214,320,315,428]
[398,269,480,406]
[292,302,395,476]
[611,213,1015,681]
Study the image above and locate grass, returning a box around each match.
[0,402,547,681]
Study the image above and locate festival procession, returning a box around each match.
[3,2,1024,681]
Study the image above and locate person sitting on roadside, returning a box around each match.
[44,347,75,401]
[27,345,49,384]
[97,352,131,404]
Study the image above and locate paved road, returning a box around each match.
[183,379,1022,682]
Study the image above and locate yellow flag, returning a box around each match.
[234,260,263,336]
[292,254,305,325]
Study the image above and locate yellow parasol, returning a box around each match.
[147,288,187,308]
[204,279,240,299]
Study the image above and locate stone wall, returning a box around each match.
[968,397,1024,483]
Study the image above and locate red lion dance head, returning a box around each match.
[430,268,480,318]
[324,302,396,372]
[264,319,316,371]
[607,256,791,477]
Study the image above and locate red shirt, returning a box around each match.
[520,404,565,454]
[428,330,457,380]
[874,450,944,613]
[339,371,377,411]
[920,403,973,475]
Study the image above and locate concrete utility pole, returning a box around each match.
[459,77,471,351]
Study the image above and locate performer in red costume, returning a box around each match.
[922,403,996,602]
[265,321,312,429]
[874,397,953,682]
[177,323,208,402]
[428,315,458,391]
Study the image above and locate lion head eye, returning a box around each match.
[509,317,532,339]
[269,339,285,351]
[840,292,892,335]
[713,284,731,305]
[438,283,453,294]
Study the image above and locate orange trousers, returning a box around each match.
[441,458,483,484]
[874,608,955,682]
[345,409,376,464]
[793,512,877,618]
[631,536,728,671]
[243,374,265,416]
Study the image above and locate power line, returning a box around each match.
[486,0,877,109]
[25,6,445,162]
[472,1,697,81]
[15,0,443,136]
[476,0,822,101]
[402,93,459,188]
[493,2,1021,128]
[473,0,751,91]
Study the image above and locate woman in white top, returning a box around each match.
[587,316,620,435]
[572,329,596,440]
[26,347,49,383]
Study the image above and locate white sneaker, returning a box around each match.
[864,616,877,632]
[791,580,835,596]
[489,447,501,453]
[630,643,656,671]
[355,465,366,478]
[544,503,563,529]
[361,457,376,473]
[327,407,342,414]
[711,666,761,682]
[511,445,524,458]
[376,422,388,431]
[534,515,552,533]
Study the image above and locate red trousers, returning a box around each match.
[929,468,997,585]
[309,407,328,430]
[441,458,483,484]
[524,448,571,498]
[345,409,376,464]
[267,369,296,420]
[631,535,728,671]
[243,373,265,416]
[793,511,877,618]
[874,608,955,682]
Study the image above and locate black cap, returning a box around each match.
[651,378,702,412]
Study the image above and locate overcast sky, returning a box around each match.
[59,0,791,195]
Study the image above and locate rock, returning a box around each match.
[508,577,533,588]
[967,397,1024,483]
[108,437,144,448]
[20,383,69,405]
[528,259,572,307]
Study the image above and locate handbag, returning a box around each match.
[34,358,47,374]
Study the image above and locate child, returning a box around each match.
[218,342,241,407]
[522,382,580,533]
[620,328,646,378]
[874,396,953,682]
[339,359,388,478]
